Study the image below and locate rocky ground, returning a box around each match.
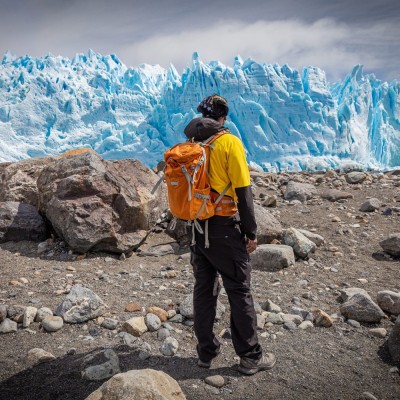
[0,170,400,400]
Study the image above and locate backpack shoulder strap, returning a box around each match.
[202,130,229,146]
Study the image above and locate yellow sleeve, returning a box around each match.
[226,135,251,190]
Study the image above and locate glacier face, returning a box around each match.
[0,51,399,171]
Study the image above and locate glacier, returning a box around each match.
[0,50,399,171]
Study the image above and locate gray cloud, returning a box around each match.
[0,0,399,81]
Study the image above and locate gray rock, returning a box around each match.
[250,244,295,271]
[101,318,118,330]
[360,198,381,212]
[320,189,354,202]
[282,314,303,325]
[263,299,282,313]
[23,306,38,328]
[7,305,25,322]
[118,332,138,347]
[55,284,106,323]
[0,201,47,243]
[168,314,184,323]
[0,318,17,333]
[340,293,385,323]
[254,204,283,244]
[26,348,56,366]
[160,337,179,356]
[345,171,366,184]
[347,319,361,328]
[205,375,225,388]
[261,195,277,208]
[256,314,266,329]
[388,315,400,362]
[36,152,166,254]
[145,313,162,331]
[298,321,313,330]
[284,181,317,202]
[339,287,370,302]
[297,229,325,246]
[0,304,8,323]
[283,321,298,331]
[82,348,120,381]
[289,306,309,320]
[380,233,400,257]
[377,291,400,315]
[266,313,284,324]
[283,228,316,259]
[157,328,170,341]
[180,293,225,320]
[35,307,53,322]
[41,316,64,332]
[84,369,186,400]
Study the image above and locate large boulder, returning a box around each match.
[284,181,317,203]
[0,157,54,208]
[254,204,282,244]
[0,201,47,242]
[250,244,295,271]
[379,233,400,257]
[37,151,166,254]
[85,369,186,400]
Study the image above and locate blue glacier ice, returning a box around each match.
[0,50,399,171]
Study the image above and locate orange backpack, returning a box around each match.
[153,132,234,247]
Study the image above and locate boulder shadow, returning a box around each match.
[0,345,239,400]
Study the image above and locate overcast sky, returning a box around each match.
[0,0,399,82]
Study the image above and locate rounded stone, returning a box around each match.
[369,328,387,338]
[35,307,53,322]
[205,375,225,388]
[146,313,162,331]
[157,328,170,341]
[41,316,64,332]
[160,337,179,356]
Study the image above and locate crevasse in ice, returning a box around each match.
[0,51,399,171]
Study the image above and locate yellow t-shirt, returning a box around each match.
[209,133,250,202]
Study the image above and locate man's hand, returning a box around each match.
[246,237,257,254]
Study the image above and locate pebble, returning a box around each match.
[298,321,313,330]
[147,306,169,322]
[157,328,170,340]
[23,306,38,328]
[347,319,361,328]
[314,309,333,328]
[369,328,387,338]
[122,317,148,337]
[0,318,18,333]
[357,278,368,284]
[0,304,8,322]
[26,348,56,366]
[266,313,284,325]
[283,321,298,331]
[160,337,179,356]
[101,318,119,330]
[125,302,141,312]
[146,313,162,331]
[205,375,225,388]
[41,316,64,332]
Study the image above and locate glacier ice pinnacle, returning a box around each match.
[0,51,399,171]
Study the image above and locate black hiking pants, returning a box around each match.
[187,216,262,363]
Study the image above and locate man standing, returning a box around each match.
[184,94,276,375]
